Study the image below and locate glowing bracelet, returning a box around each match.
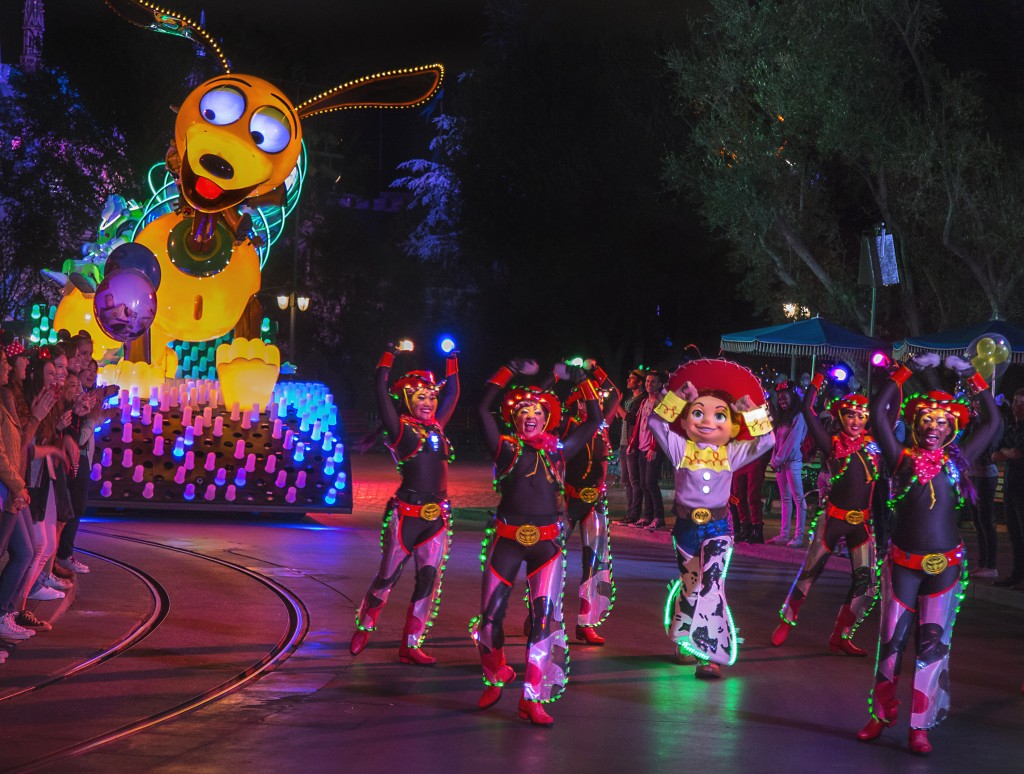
[891,364,913,387]
[488,366,514,388]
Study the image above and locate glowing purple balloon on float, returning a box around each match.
[105,242,162,289]
[93,268,157,343]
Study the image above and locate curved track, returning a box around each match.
[1,529,309,773]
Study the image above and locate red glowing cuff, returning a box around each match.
[811,373,825,390]
[891,365,913,387]
[446,356,459,377]
[578,380,599,402]
[377,351,395,369]
[592,365,608,385]
[968,371,988,393]
[488,366,514,389]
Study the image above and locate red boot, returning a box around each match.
[518,698,554,726]
[772,599,802,646]
[829,605,868,656]
[398,607,436,665]
[350,629,370,655]
[479,650,516,709]
[857,680,899,742]
[398,645,437,665]
[771,621,793,646]
[576,625,605,645]
[908,729,932,755]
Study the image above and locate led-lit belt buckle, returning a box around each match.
[420,502,442,521]
[921,553,948,575]
[579,487,599,504]
[844,509,865,525]
[515,524,541,547]
[691,508,712,525]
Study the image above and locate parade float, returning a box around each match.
[34,0,444,514]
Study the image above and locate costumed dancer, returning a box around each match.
[857,353,1001,755]
[650,359,774,678]
[349,344,459,665]
[770,371,880,654]
[474,359,601,725]
[561,363,621,646]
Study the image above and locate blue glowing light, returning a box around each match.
[439,336,456,354]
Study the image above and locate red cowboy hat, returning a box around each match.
[500,387,562,433]
[828,393,869,420]
[390,370,444,415]
[390,370,441,398]
[665,358,767,441]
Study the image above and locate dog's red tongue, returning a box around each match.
[195,177,223,200]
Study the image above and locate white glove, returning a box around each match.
[909,352,940,372]
[944,355,974,376]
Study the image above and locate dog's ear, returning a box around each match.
[296,65,443,120]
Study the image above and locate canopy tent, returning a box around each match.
[893,319,1024,365]
[719,317,887,362]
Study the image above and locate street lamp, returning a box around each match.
[275,290,310,361]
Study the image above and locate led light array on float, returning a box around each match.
[88,377,351,512]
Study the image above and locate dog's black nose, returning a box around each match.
[199,154,234,180]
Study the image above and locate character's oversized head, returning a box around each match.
[680,390,741,446]
[665,358,768,442]
[174,75,303,214]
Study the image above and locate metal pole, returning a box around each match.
[289,294,296,362]
[866,286,877,395]
[290,199,300,363]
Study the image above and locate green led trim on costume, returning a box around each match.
[415,501,454,647]
[479,519,496,572]
[664,577,682,629]
[386,419,456,476]
[593,495,617,626]
[538,540,571,704]
[887,466,966,512]
[492,437,565,497]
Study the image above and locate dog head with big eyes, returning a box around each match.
[174,74,304,214]
[108,0,444,217]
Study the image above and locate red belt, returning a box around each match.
[826,502,870,526]
[495,521,561,546]
[396,499,448,522]
[564,483,605,503]
[889,544,964,575]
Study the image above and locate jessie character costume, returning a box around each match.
[771,379,880,654]
[649,359,775,677]
[858,363,1001,755]
[473,364,602,725]
[350,349,459,665]
[561,365,621,645]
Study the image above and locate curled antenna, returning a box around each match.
[105,0,231,73]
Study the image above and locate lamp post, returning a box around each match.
[276,290,311,362]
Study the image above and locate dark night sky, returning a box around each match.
[4,1,1023,375]
[1,2,487,172]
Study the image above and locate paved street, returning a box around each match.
[0,452,1020,773]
